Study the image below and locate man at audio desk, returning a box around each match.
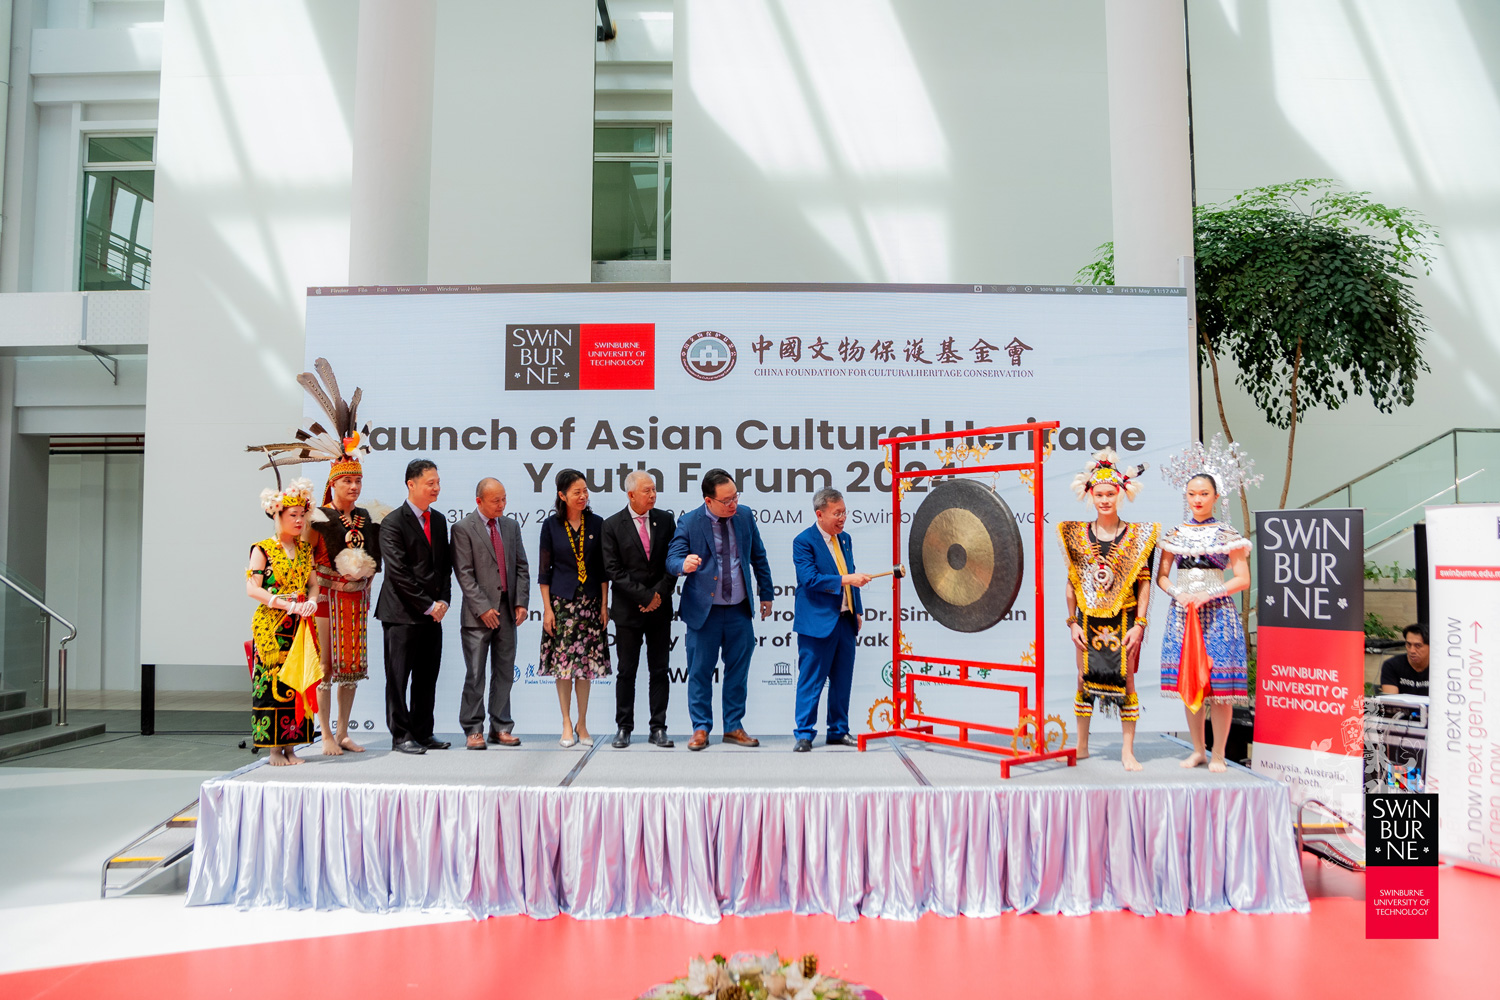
[1380,623,1430,697]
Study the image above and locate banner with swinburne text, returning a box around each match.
[1424,503,1500,873]
[302,284,1193,739]
[1251,508,1366,820]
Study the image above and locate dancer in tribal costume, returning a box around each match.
[249,358,379,756]
[1157,435,1261,773]
[244,478,321,765]
[1058,451,1157,771]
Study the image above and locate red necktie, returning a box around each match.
[421,509,431,543]
[488,518,508,592]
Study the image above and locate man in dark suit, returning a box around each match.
[665,469,774,751]
[376,458,452,754]
[601,470,677,749]
[791,488,872,752]
[451,477,530,750]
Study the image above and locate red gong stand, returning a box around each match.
[858,421,1076,777]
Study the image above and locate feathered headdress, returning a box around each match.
[259,477,316,516]
[1160,433,1263,502]
[247,358,371,503]
[1070,449,1147,501]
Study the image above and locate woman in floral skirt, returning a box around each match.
[537,468,610,747]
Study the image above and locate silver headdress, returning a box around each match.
[1160,434,1262,506]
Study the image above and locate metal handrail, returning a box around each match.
[1301,427,1498,508]
[0,569,78,725]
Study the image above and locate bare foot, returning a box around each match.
[1208,754,1228,773]
[320,737,344,756]
[1179,751,1207,768]
[1075,745,1090,761]
[338,735,366,753]
[283,748,305,766]
[1121,751,1144,772]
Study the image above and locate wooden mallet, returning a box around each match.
[866,564,906,581]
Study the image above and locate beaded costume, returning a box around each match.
[1158,520,1252,707]
[246,478,318,748]
[1059,520,1158,719]
[1059,450,1157,721]
[1156,434,1262,710]
[310,505,380,685]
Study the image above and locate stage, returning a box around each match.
[185,733,1308,922]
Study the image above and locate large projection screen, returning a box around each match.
[302,283,1192,737]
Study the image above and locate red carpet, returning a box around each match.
[5,860,1492,999]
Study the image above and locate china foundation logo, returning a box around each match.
[680,330,737,381]
[505,323,654,391]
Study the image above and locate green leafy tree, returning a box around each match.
[1077,179,1436,510]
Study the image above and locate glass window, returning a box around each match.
[592,161,658,260]
[86,135,155,164]
[80,134,155,290]
[594,127,655,154]
[592,123,671,265]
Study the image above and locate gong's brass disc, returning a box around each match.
[907,478,1024,633]
[921,508,994,606]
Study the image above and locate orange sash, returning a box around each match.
[1179,605,1211,713]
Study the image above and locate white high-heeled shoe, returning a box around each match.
[560,734,577,748]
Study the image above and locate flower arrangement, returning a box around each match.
[640,952,870,1000]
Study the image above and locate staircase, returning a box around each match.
[0,688,105,761]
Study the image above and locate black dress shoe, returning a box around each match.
[420,738,451,750]
[794,738,813,753]
[612,728,631,749]
[825,733,858,747]
[393,740,427,755]
[648,729,675,748]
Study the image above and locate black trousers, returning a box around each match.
[614,611,672,732]
[382,620,442,744]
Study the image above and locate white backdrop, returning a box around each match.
[1425,503,1500,872]
[302,284,1192,739]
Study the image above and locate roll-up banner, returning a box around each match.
[1251,508,1366,819]
[1424,503,1500,873]
[302,284,1192,738]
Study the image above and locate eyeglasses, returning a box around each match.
[708,493,740,507]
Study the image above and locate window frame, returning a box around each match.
[592,121,671,264]
[80,131,157,291]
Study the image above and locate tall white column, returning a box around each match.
[347,0,436,285]
[1104,0,1195,288]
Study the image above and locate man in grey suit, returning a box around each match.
[452,477,530,749]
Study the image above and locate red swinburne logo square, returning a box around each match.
[579,324,654,390]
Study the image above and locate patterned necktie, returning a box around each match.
[488,518,507,592]
[636,514,651,558]
[420,508,431,543]
[717,516,733,600]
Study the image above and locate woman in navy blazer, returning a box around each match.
[537,469,611,747]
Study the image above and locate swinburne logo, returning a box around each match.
[680,330,737,381]
[505,324,655,391]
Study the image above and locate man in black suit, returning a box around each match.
[601,470,678,748]
[376,458,452,754]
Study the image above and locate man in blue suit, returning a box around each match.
[666,469,775,750]
[791,488,872,752]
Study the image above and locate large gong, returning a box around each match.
[907,478,1025,632]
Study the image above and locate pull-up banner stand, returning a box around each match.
[1424,503,1500,874]
[1251,508,1366,820]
